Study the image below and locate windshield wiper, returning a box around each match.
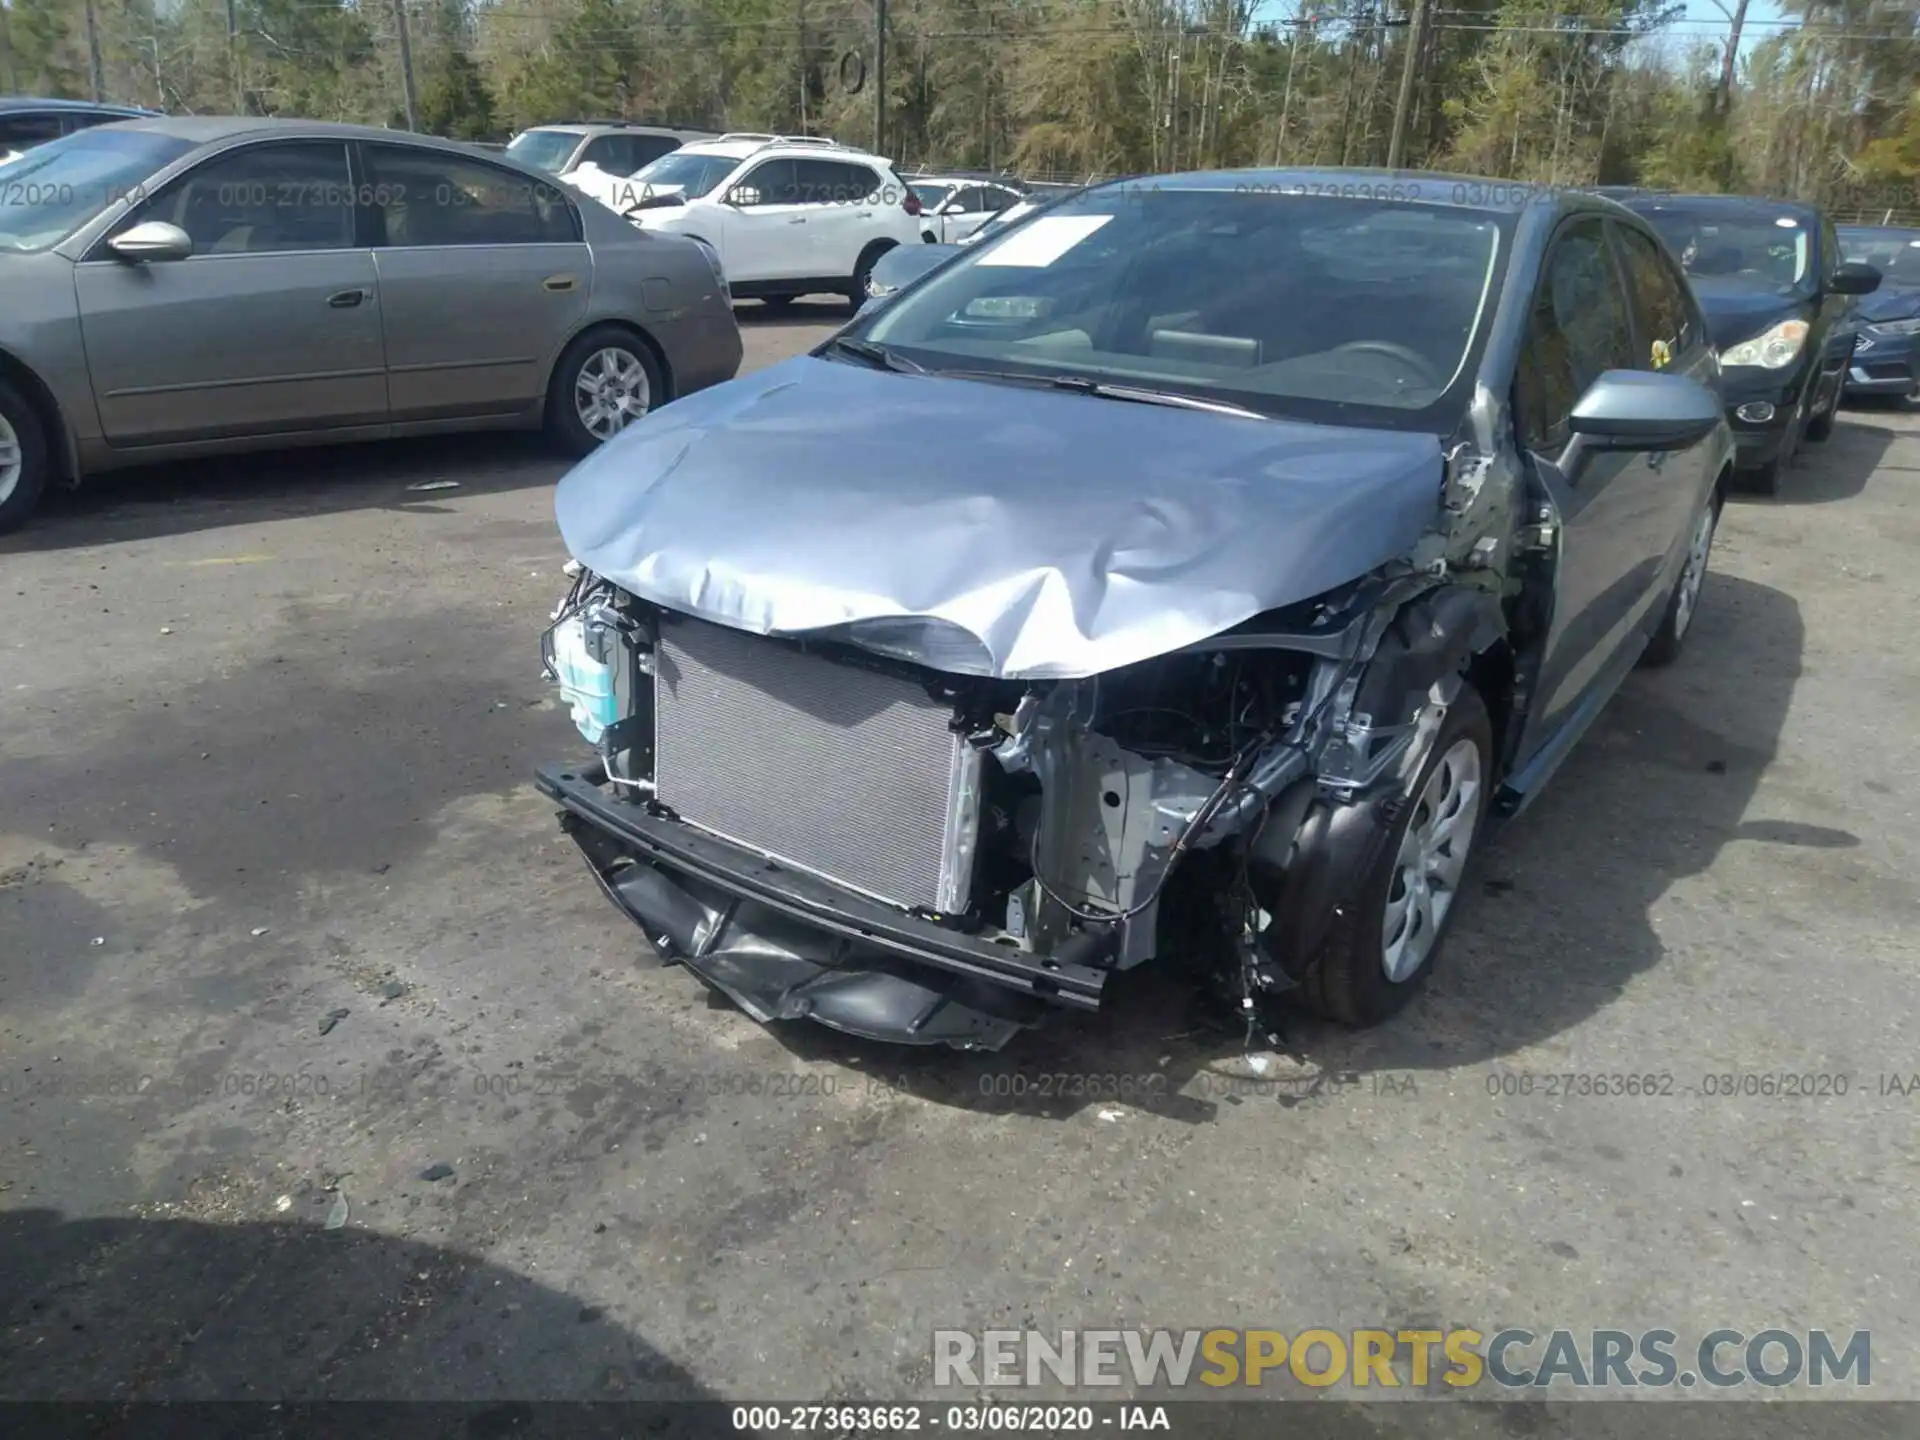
[821,337,926,374]
[935,368,1268,420]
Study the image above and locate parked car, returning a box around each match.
[605,134,924,308]
[0,96,161,165]
[1610,191,1879,493]
[0,116,742,532]
[504,120,716,184]
[905,172,1028,244]
[1836,224,1920,402]
[534,170,1735,1052]
[856,187,1092,316]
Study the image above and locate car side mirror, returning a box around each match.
[724,186,759,208]
[1557,369,1721,481]
[1829,260,1881,296]
[108,220,193,263]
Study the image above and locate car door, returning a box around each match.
[1610,219,1717,597]
[793,158,877,281]
[717,157,805,282]
[943,186,1013,243]
[359,141,590,423]
[73,138,388,447]
[1509,215,1668,760]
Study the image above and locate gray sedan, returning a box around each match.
[0,116,743,531]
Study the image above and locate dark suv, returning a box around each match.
[1607,190,1880,494]
[0,97,162,160]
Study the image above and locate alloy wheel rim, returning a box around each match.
[1672,504,1715,641]
[1382,737,1483,983]
[575,348,651,440]
[0,412,21,505]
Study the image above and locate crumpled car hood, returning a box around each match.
[554,355,1445,680]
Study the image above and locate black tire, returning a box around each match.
[1299,684,1494,1028]
[1804,373,1839,442]
[847,242,895,308]
[1640,486,1721,669]
[544,326,664,459]
[1741,393,1803,496]
[0,377,52,535]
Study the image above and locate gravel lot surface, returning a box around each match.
[2,300,1913,1433]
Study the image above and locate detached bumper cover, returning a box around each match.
[535,761,1111,1050]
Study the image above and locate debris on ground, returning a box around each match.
[325,1192,350,1230]
[250,926,270,937]
[406,480,461,493]
[379,981,406,1001]
[318,1008,350,1035]
[419,1163,454,1182]
[274,1194,293,1213]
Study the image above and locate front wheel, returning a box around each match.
[1640,490,1719,668]
[545,327,662,458]
[847,242,894,310]
[0,377,51,535]
[1300,684,1493,1028]
[1804,371,1841,442]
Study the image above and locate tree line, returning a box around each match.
[4,0,1920,218]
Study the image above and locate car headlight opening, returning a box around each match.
[1721,319,1809,369]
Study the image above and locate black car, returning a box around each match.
[0,97,162,161]
[1612,192,1880,494]
[1837,225,1920,402]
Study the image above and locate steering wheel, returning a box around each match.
[1328,340,1442,385]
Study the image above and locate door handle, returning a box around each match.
[327,289,366,308]
[543,274,576,292]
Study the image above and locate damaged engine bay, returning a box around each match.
[535,533,1513,1051]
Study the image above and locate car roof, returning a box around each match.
[0,95,159,117]
[1613,190,1822,224]
[86,115,543,154]
[519,121,713,138]
[910,172,1025,188]
[676,136,889,163]
[1107,167,1588,216]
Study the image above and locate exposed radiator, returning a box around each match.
[652,617,980,913]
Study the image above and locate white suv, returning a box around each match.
[602,134,926,307]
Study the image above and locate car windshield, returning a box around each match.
[0,127,195,253]
[630,151,739,198]
[1839,226,1920,282]
[912,182,954,210]
[855,185,1507,429]
[1635,203,1812,291]
[505,131,580,174]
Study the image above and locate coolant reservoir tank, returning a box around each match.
[551,616,619,746]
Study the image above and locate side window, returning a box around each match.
[577,136,627,172]
[627,135,680,170]
[1614,224,1692,368]
[953,187,992,214]
[0,113,69,149]
[64,112,125,135]
[362,144,580,247]
[137,141,354,255]
[984,187,1020,214]
[736,158,797,206]
[1514,219,1636,454]
[795,159,876,206]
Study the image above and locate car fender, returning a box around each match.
[1258,584,1504,982]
